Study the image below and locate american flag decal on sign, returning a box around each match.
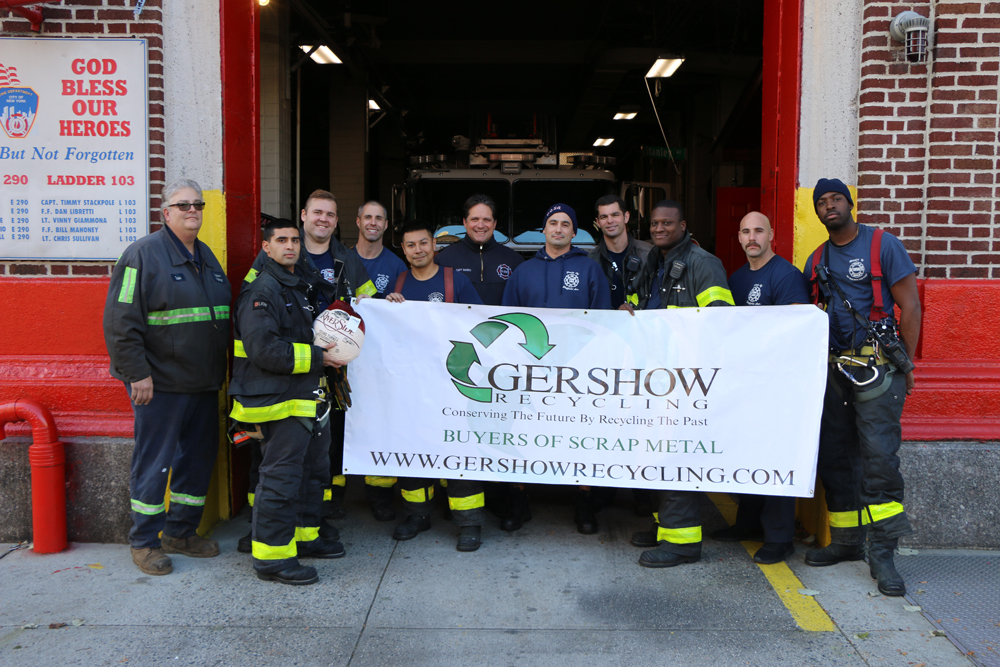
[0,63,22,86]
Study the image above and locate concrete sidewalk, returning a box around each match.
[0,488,984,667]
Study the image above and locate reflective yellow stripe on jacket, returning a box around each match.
[696,286,735,307]
[230,399,318,423]
[357,280,377,297]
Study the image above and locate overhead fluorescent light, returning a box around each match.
[368,99,381,111]
[299,45,341,65]
[646,58,684,78]
[593,137,614,147]
[613,112,637,120]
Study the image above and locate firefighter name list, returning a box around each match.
[0,38,149,260]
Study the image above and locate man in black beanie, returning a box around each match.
[802,178,921,597]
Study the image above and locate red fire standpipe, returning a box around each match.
[0,1,46,33]
[0,399,68,553]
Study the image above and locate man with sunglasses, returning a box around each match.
[104,179,232,576]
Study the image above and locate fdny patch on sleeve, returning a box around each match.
[253,300,269,310]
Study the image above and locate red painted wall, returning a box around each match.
[0,278,132,438]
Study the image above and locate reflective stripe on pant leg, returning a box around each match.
[252,418,311,566]
[365,475,397,488]
[323,489,332,501]
[163,391,218,539]
[247,492,255,507]
[128,387,183,548]
[854,371,912,540]
[401,486,434,503]
[817,369,863,518]
[829,510,863,528]
[656,490,702,556]
[294,526,320,543]
[657,525,702,544]
[332,475,346,487]
[399,478,434,517]
[446,478,485,526]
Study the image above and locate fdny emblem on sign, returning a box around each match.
[848,258,867,281]
[0,63,38,139]
[563,271,580,289]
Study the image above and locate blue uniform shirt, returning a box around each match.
[803,224,916,350]
[399,266,483,305]
[356,247,407,297]
[729,255,809,306]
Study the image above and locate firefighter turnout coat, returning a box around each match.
[229,258,326,423]
[630,232,735,309]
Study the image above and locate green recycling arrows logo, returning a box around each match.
[447,313,555,403]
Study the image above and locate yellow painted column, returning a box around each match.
[791,184,857,546]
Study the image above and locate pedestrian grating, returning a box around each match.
[896,551,1000,667]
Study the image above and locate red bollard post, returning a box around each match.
[0,399,69,553]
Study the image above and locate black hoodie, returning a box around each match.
[435,234,525,306]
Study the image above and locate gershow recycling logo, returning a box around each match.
[447,313,554,403]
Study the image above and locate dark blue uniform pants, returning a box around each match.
[732,494,797,542]
[252,416,330,573]
[818,365,912,543]
[127,388,218,549]
[656,490,702,558]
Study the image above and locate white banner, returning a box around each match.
[344,302,829,498]
[0,38,149,260]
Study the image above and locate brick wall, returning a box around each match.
[0,0,164,278]
[859,0,1000,279]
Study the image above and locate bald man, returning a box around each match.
[719,212,809,564]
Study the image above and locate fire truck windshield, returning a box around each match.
[511,179,614,245]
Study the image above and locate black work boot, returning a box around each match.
[804,542,865,566]
[500,486,531,532]
[456,526,482,552]
[868,539,906,596]
[255,563,318,586]
[630,523,659,548]
[318,516,340,543]
[392,514,431,541]
[574,488,598,535]
[638,545,700,568]
[237,531,252,554]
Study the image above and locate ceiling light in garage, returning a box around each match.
[258,0,270,6]
[613,112,637,120]
[300,45,342,65]
[646,58,684,78]
[368,100,381,111]
[593,138,614,147]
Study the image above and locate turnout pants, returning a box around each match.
[399,478,485,527]
[252,416,330,573]
[128,389,218,549]
[818,365,912,544]
[655,490,702,557]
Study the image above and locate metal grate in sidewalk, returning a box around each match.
[896,552,1000,667]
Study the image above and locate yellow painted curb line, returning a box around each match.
[708,493,836,632]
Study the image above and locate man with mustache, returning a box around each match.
[717,211,808,564]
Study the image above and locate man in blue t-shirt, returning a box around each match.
[354,200,407,297]
[386,220,485,552]
[802,178,922,598]
[717,212,809,565]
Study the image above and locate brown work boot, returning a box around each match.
[161,533,220,558]
[131,547,173,575]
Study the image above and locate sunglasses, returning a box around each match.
[167,201,206,212]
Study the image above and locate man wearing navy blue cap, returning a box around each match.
[802,178,921,597]
[502,203,612,535]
